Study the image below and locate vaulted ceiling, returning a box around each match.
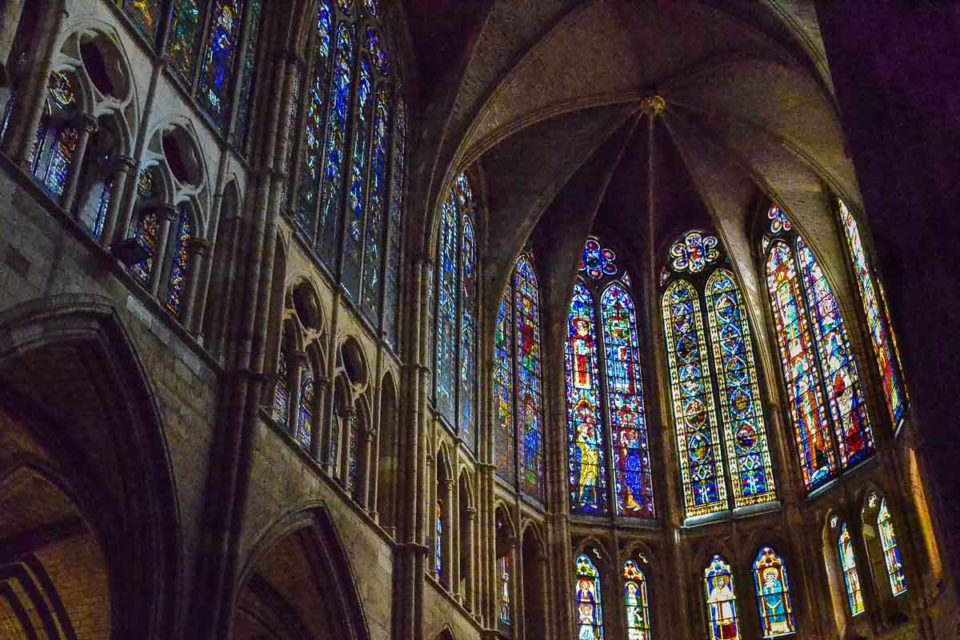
[400,0,860,351]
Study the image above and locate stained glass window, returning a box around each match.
[498,556,512,626]
[296,363,315,449]
[623,560,651,640]
[383,100,405,346]
[234,0,262,146]
[197,0,245,125]
[878,498,907,596]
[80,179,113,238]
[579,237,617,280]
[515,257,544,500]
[165,210,193,316]
[360,90,390,320]
[662,280,725,517]
[123,0,163,40]
[602,284,654,517]
[33,73,79,200]
[433,173,476,448]
[434,502,443,578]
[670,231,720,274]
[274,347,290,428]
[347,414,360,496]
[342,56,373,300]
[838,199,906,428]
[753,547,796,638]
[838,523,865,616]
[575,554,604,640]
[317,22,356,263]
[168,0,206,80]
[295,1,334,231]
[705,270,776,508]
[764,206,876,492]
[797,238,874,467]
[131,170,158,285]
[765,241,836,489]
[494,292,516,485]
[704,555,740,640]
[567,283,607,516]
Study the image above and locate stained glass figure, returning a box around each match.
[434,187,458,423]
[566,283,608,515]
[317,22,356,263]
[796,238,874,468]
[347,414,360,496]
[662,280,726,517]
[575,554,604,640]
[295,0,334,230]
[838,199,906,428]
[602,284,654,518]
[384,100,405,345]
[765,241,836,489]
[132,210,160,285]
[342,56,373,300]
[579,237,617,280]
[753,548,796,638]
[705,270,776,508]
[670,231,720,274]
[460,218,478,447]
[623,560,652,640]
[297,363,315,448]
[434,502,444,578]
[767,206,792,235]
[838,523,865,616]
[367,28,389,75]
[515,257,544,500]
[494,292,516,484]
[168,0,206,80]
[878,498,907,596]
[165,210,193,316]
[360,91,390,320]
[234,0,262,146]
[704,555,740,640]
[499,556,512,626]
[123,0,163,40]
[273,347,290,428]
[198,0,245,125]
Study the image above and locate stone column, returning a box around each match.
[357,424,374,508]
[339,405,355,484]
[466,506,478,612]
[61,113,98,212]
[440,475,454,590]
[149,204,178,297]
[287,351,306,439]
[311,377,328,460]
[99,155,136,248]
[182,238,210,331]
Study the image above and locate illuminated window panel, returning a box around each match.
[623,560,652,639]
[753,547,796,638]
[838,522,865,616]
[575,554,605,640]
[514,257,544,500]
[704,555,740,640]
[878,499,907,596]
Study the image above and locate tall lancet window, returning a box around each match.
[433,173,477,450]
[763,206,874,492]
[837,199,908,429]
[566,238,654,518]
[623,560,652,639]
[575,553,604,640]
[704,555,740,640]
[837,521,865,616]
[661,231,776,519]
[753,547,796,638]
[493,254,545,500]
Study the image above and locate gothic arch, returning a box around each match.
[233,504,370,640]
[0,295,181,639]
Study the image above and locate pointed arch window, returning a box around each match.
[753,547,796,638]
[763,207,874,492]
[432,173,477,450]
[29,72,80,202]
[837,199,908,429]
[296,360,315,449]
[566,238,654,518]
[661,231,776,519]
[863,493,908,598]
[623,560,652,639]
[704,555,740,640]
[434,501,443,579]
[838,522,865,616]
[493,254,546,500]
[273,346,291,428]
[164,207,194,317]
[575,554,604,640]
[878,499,907,596]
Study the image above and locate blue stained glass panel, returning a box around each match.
[383,101,405,346]
[165,210,193,316]
[662,280,726,517]
[796,238,874,468]
[360,91,390,321]
[514,257,544,500]
[704,555,740,640]
[579,236,617,280]
[297,364,315,448]
[198,0,245,126]
[494,291,516,484]
[753,548,796,638]
[342,57,373,301]
[705,269,777,508]
[317,22,356,263]
[434,190,458,424]
[566,283,608,515]
[367,28,389,76]
[576,554,605,640]
[459,217,477,448]
[878,498,907,596]
[601,284,654,518]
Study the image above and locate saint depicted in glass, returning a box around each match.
[753,547,796,638]
[494,293,516,483]
[575,554,604,640]
[623,560,652,640]
[164,209,193,316]
[838,522,865,616]
[296,362,315,449]
[498,556,512,626]
[514,256,545,499]
[878,498,907,596]
[704,555,739,640]
[197,0,245,125]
